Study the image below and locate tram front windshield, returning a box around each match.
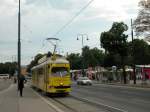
[51,67,69,77]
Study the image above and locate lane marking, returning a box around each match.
[31,89,65,112]
[71,95,128,112]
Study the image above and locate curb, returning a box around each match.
[93,81,150,89]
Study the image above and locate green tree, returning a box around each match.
[67,53,82,69]
[90,47,105,66]
[0,62,17,76]
[27,53,44,72]
[67,46,105,70]
[128,39,150,65]
[100,22,128,84]
[82,46,105,67]
[103,53,121,67]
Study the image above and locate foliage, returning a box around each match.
[82,46,105,68]
[134,0,150,37]
[100,22,128,60]
[0,62,17,76]
[100,22,128,55]
[128,39,150,65]
[67,46,105,69]
[27,53,44,72]
[67,53,82,69]
[103,53,121,67]
[100,22,128,84]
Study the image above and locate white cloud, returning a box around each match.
[81,0,141,21]
[0,0,18,16]
[0,0,141,64]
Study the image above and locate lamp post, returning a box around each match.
[131,19,136,84]
[18,0,21,88]
[77,34,89,76]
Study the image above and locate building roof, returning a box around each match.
[136,65,150,68]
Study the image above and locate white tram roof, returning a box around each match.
[31,56,69,70]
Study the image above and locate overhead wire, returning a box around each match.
[36,0,95,55]
[51,0,95,37]
[38,0,95,53]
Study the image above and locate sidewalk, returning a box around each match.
[0,79,11,91]
[0,83,58,112]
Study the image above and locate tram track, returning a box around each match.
[46,93,126,112]
[39,92,110,112]
[32,87,127,112]
[32,87,77,112]
[70,95,128,112]
[51,97,78,112]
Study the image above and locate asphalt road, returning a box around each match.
[71,82,150,112]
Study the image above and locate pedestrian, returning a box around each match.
[18,75,26,97]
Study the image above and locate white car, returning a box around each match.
[77,77,92,85]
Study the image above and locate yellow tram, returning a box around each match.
[31,54,71,94]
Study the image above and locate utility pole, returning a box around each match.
[131,19,136,84]
[77,34,89,76]
[18,0,21,87]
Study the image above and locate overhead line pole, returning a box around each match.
[131,19,136,84]
[18,0,21,88]
[77,34,89,77]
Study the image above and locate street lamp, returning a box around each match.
[77,34,89,76]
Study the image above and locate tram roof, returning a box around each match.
[31,56,69,70]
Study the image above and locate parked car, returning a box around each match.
[77,77,92,85]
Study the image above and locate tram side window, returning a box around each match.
[51,67,68,76]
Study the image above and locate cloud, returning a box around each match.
[0,0,141,64]
[0,0,140,21]
[79,0,141,21]
[0,0,18,16]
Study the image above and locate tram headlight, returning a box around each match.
[60,83,63,86]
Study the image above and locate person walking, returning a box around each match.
[18,75,25,97]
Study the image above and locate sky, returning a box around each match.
[0,0,141,65]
